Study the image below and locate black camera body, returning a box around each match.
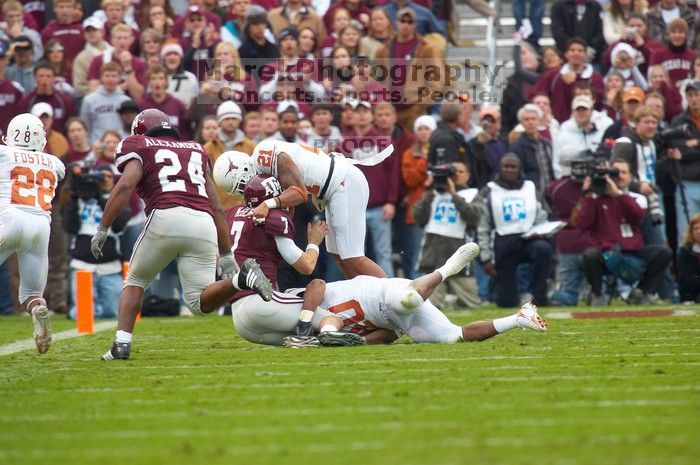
[430,163,457,193]
[70,166,103,200]
[657,123,691,152]
[570,151,620,196]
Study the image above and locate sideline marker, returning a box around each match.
[75,270,94,334]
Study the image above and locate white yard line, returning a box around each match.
[0,321,116,357]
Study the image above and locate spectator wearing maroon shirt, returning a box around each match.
[20,0,45,29]
[138,65,192,140]
[180,6,220,81]
[87,23,147,100]
[172,4,222,42]
[320,7,351,58]
[323,0,371,33]
[374,101,418,278]
[342,99,396,277]
[40,0,85,63]
[64,117,96,165]
[374,7,445,131]
[534,37,605,123]
[602,13,664,78]
[18,61,77,135]
[80,61,131,143]
[101,0,141,55]
[649,18,695,89]
[0,43,25,140]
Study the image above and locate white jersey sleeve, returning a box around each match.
[0,145,65,216]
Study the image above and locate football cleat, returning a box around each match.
[237,258,273,302]
[516,301,548,332]
[439,242,480,279]
[101,341,131,360]
[31,305,51,354]
[282,335,320,348]
[291,320,314,337]
[317,331,366,347]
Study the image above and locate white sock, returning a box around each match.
[116,330,132,344]
[320,324,337,333]
[231,272,242,290]
[299,309,314,322]
[493,314,518,333]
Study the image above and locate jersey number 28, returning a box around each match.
[10,166,56,211]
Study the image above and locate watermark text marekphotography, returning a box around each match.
[195,58,504,106]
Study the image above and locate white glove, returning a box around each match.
[218,252,237,278]
[90,225,109,259]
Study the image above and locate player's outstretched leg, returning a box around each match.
[234,259,273,302]
[26,298,51,354]
[410,242,481,302]
[462,301,548,342]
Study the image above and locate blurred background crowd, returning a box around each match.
[0,0,699,317]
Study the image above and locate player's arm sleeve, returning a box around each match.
[274,237,304,265]
[113,137,144,173]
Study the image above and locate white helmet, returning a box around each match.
[213,150,258,195]
[5,113,47,151]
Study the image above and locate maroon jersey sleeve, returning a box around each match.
[264,210,295,240]
[87,55,102,81]
[114,135,144,172]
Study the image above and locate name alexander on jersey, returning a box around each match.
[142,138,202,150]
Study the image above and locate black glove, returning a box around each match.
[291,320,314,337]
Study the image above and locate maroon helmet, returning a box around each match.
[244,174,283,208]
[130,108,180,138]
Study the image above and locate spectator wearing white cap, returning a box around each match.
[80,61,131,144]
[399,114,436,279]
[74,16,113,98]
[203,101,255,209]
[31,102,69,158]
[161,41,199,111]
[0,1,43,62]
[552,95,608,179]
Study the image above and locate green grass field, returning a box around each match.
[1,306,699,465]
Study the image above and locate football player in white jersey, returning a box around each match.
[0,114,66,354]
[285,242,548,347]
[213,140,393,279]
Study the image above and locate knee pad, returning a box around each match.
[386,282,424,314]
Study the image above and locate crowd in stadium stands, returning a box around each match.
[1,0,700,316]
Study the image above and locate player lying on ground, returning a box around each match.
[223,174,547,346]
[213,139,394,279]
[91,109,273,361]
[0,114,66,354]
[224,173,369,347]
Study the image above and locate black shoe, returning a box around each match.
[291,320,314,337]
[101,341,131,360]
[317,331,366,347]
[238,258,273,302]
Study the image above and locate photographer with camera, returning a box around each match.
[413,161,483,308]
[62,165,131,319]
[477,154,553,308]
[667,81,700,248]
[611,105,673,245]
[578,158,673,305]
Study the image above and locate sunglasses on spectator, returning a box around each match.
[49,48,65,53]
[398,18,414,24]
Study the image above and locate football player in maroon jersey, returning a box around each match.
[226,173,371,347]
[91,109,273,360]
